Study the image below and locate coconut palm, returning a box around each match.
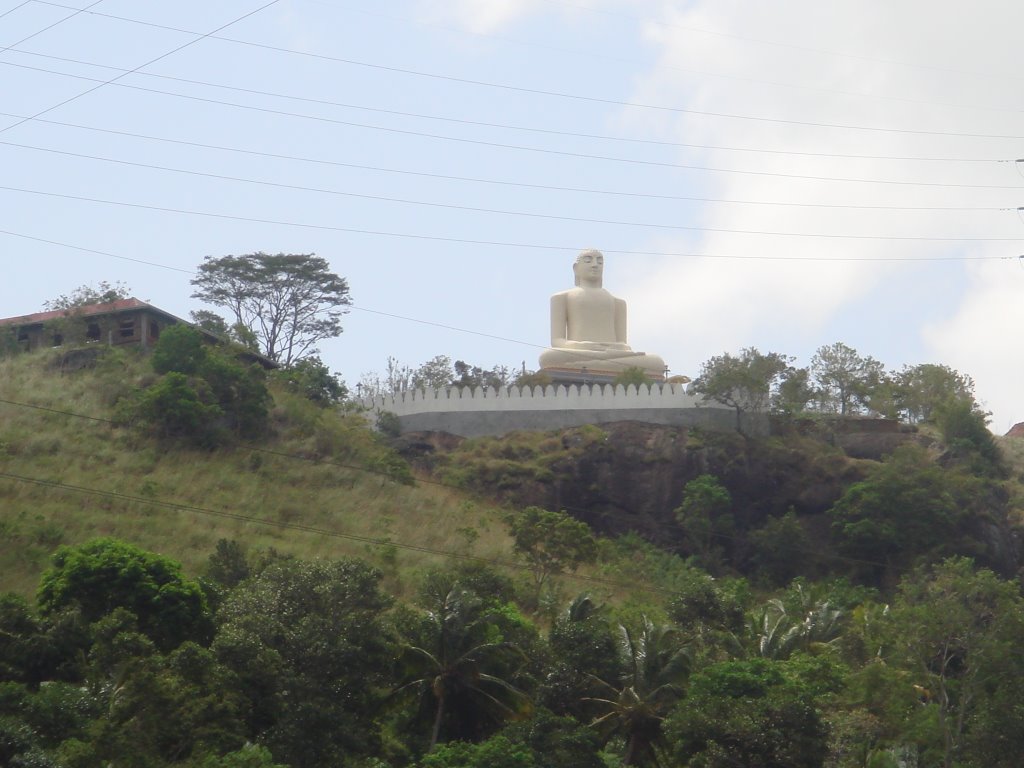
[586,616,691,767]
[396,585,530,750]
[754,587,845,660]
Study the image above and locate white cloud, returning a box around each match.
[419,0,547,34]
[924,259,1024,433]
[612,0,1024,426]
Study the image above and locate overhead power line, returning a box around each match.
[5,141,1022,236]
[0,111,1010,212]
[2,183,1022,243]
[340,2,1024,117]
[19,1,1024,140]
[9,60,1023,188]
[0,0,284,136]
[0,0,105,52]
[538,0,1024,83]
[1,219,1019,269]
[0,395,896,572]
[1,48,1009,164]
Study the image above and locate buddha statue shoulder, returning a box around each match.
[539,249,666,380]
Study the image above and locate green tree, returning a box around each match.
[271,355,347,405]
[666,658,829,768]
[612,366,654,388]
[810,342,886,415]
[748,509,813,585]
[506,507,598,607]
[43,281,131,311]
[128,371,223,445]
[396,585,532,750]
[934,397,1003,476]
[894,363,976,424]
[886,557,1024,768]
[37,538,210,652]
[151,323,208,375]
[541,595,619,722]
[41,281,132,347]
[420,734,535,768]
[674,475,732,571]
[213,558,393,768]
[413,355,457,391]
[134,326,272,444]
[773,366,816,414]
[587,617,690,766]
[191,253,350,366]
[453,360,516,390]
[828,445,976,583]
[689,348,791,434]
[80,639,248,766]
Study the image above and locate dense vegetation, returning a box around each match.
[2,334,1024,768]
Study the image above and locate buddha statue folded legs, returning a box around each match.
[539,249,666,382]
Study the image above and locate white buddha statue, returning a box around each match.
[539,249,666,381]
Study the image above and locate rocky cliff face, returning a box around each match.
[401,421,886,544]
[398,419,1019,580]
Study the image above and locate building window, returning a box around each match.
[150,320,160,340]
[86,322,101,341]
[119,318,135,338]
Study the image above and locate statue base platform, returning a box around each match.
[540,365,666,386]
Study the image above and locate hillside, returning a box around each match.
[0,346,508,597]
[4,342,1024,768]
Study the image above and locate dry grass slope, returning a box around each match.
[0,347,517,599]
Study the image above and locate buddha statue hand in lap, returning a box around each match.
[538,249,666,380]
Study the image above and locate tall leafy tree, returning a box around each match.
[396,585,532,750]
[886,557,1024,768]
[191,253,350,366]
[688,348,792,434]
[810,342,886,415]
[213,558,394,767]
[37,538,211,652]
[666,658,830,768]
[894,363,976,424]
[828,446,970,584]
[506,507,598,607]
[674,475,732,569]
[587,617,691,766]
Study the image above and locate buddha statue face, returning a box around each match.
[573,249,604,287]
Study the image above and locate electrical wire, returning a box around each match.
[536,0,1024,83]
[5,141,1022,238]
[0,220,1019,269]
[0,111,1009,212]
[334,2,1024,117]
[0,0,284,136]
[0,0,105,52]
[0,394,896,572]
[10,59,1024,189]
[0,1,34,21]
[3,185,1022,244]
[1,47,1009,164]
[17,1,1024,141]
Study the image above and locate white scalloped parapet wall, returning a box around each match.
[359,383,762,438]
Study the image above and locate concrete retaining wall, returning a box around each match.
[360,384,761,438]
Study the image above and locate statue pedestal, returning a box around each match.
[540,364,666,386]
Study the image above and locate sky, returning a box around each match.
[2,0,1023,431]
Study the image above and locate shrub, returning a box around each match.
[151,324,208,375]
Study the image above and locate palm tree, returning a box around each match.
[396,585,529,750]
[586,617,691,767]
[754,585,844,660]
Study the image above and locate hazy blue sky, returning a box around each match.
[2,0,1022,429]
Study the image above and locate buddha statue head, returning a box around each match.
[572,249,604,287]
